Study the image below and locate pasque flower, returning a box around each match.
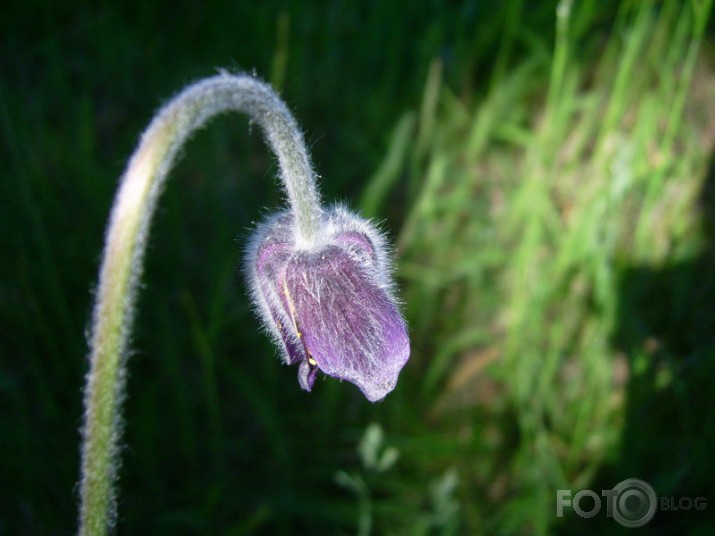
[248,206,410,402]
[79,73,409,536]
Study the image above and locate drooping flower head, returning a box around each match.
[80,73,411,535]
[247,205,410,402]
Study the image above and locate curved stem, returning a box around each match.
[79,73,321,535]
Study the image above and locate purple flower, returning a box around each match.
[247,205,410,402]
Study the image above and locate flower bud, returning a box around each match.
[247,205,410,402]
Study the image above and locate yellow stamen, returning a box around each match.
[282,277,300,334]
[282,278,315,366]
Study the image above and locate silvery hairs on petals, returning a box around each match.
[246,204,410,402]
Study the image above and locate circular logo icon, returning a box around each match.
[611,478,657,528]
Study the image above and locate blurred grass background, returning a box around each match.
[2,0,715,534]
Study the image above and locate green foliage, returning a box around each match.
[381,0,715,533]
[2,0,714,534]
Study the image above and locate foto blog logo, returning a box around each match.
[556,478,707,528]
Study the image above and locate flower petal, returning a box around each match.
[255,239,305,365]
[297,359,319,391]
[284,246,410,401]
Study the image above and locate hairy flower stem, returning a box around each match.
[79,74,321,535]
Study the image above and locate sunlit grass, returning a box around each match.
[362,0,714,532]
